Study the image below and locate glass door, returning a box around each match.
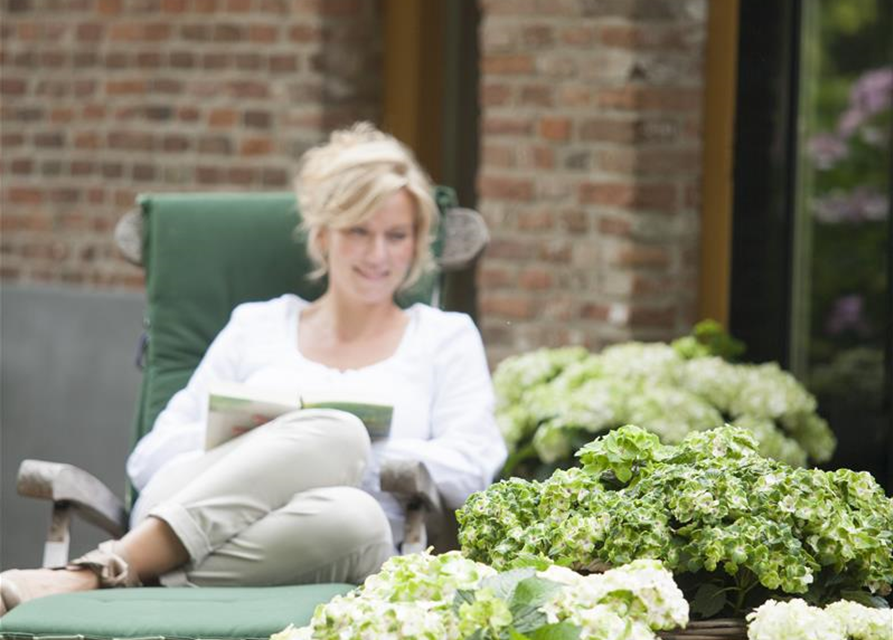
[731,0,892,488]
[790,0,891,482]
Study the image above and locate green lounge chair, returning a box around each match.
[1,189,488,640]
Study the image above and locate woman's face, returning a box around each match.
[322,189,417,306]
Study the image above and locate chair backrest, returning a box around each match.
[132,189,457,484]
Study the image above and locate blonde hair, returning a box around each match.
[295,122,438,290]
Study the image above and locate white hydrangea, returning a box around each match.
[826,600,893,640]
[539,559,688,636]
[747,599,846,640]
[731,363,817,421]
[598,342,683,386]
[679,356,742,413]
[276,554,691,640]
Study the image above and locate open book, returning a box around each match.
[205,380,394,450]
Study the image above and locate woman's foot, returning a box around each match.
[0,567,99,614]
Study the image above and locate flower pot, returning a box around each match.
[658,618,748,640]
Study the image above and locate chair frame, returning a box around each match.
[17,200,489,567]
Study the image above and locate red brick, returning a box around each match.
[482,55,534,75]
[1,79,27,96]
[161,0,187,11]
[7,188,43,204]
[229,81,268,98]
[74,132,101,148]
[108,131,154,151]
[580,117,635,143]
[240,137,273,156]
[182,24,211,40]
[34,132,65,148]
[170,51,195,68]
[480,294,536,320]
[517,211,554,231]
[97,0,123,15]
[478,265,513,288]
[539,239,571,263]
[227,167,256,185]
[581,303,609,320]
[214,24,245,42]
[198,136,232,154]
[539,117,571,141]
[194,0,218,13]
[561,210,588,233]
[613,245,670,268]
[482,116,533,136]
[600,25,689,51]
[261,167,288,186]
[9,159,33,174]
[482,144,516,168]
[289,25,322,42]
[561,26,597,46]
[532,146,555,169]
[208,108,238,127]
[2,133,25,147]
[579,182,676,213]
[270,54,299,73]
[598,216,633,236]
[519,268,552,290]
[106,80,146,95]
[478,176,534,202]
[76,23,104,40]
[163,135,190,151]
[519,85,553,107]
[249,25,278,42]
[235,53,263,70]
[484,238,538,261]
[481,84,512,107]
[629,306,676,328]
[597,87,703,112]
[521,25,553,47]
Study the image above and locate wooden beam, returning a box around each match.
[698,0,739,328]
[382,0,444,181]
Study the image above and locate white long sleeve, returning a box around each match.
[377,312,506,509]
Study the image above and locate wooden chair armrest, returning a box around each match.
[380,459,448,554]
[380,458,442,513]
[17,459,128,538]
[437,207,490,272]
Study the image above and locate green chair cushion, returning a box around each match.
[0,584,353,640]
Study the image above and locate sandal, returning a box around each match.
[0,541,140,615]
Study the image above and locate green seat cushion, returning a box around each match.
[0,584,353,640]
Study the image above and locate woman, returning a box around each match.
[0,123,507,611]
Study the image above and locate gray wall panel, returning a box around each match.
[1,285,145,569]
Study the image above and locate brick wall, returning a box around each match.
[0,0,381,287]
[2,0,708,361]
[476,0,707,362]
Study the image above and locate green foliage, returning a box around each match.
[458,426,893,618]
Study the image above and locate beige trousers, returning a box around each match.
[131,409,393,587]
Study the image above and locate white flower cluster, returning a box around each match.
[272,553,690,640]
[747,599,893,640]
[538,559,689,639]
[494,342,837,473]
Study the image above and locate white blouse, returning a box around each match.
[126,294,507,542]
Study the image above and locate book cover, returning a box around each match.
[205,381,393,449]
